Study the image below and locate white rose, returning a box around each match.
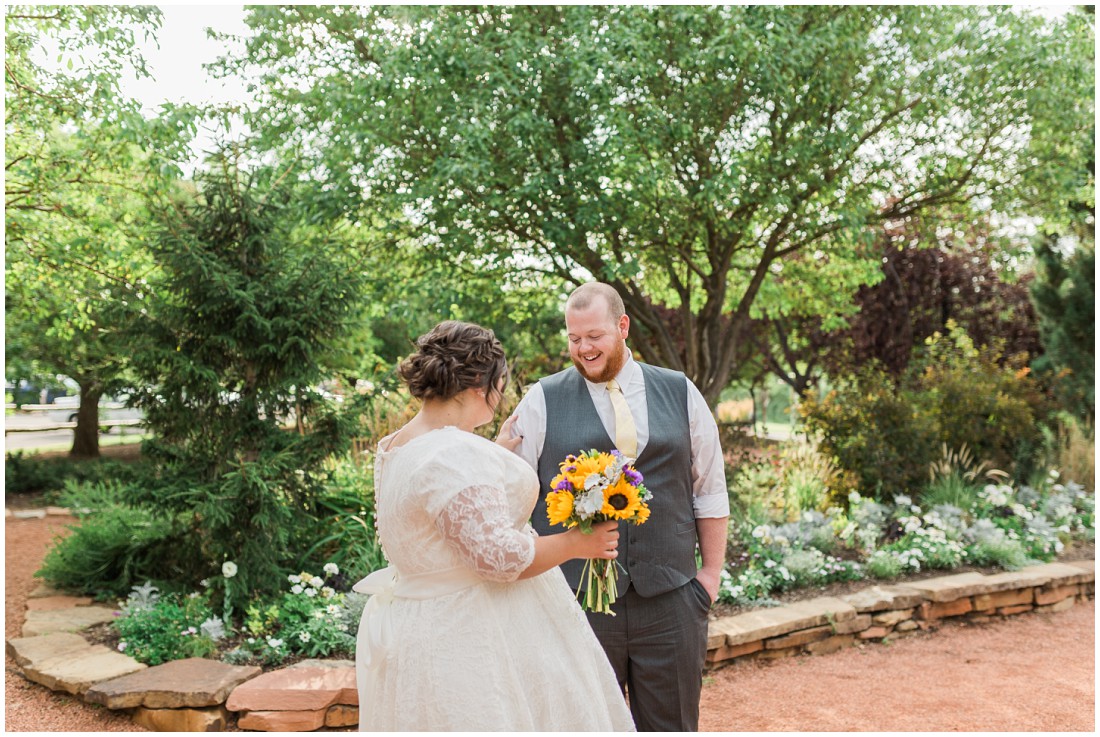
[222,561,238,578]
[323,563,339,576]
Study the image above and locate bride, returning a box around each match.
[355,320,635,732]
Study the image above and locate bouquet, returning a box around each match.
[546,449,652,615]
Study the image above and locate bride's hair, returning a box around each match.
[400,321,509,406]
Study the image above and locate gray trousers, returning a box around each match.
[586,580,711,732]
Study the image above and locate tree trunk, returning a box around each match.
[69,384,103,459]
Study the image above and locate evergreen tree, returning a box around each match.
[1030,238,1095,422]
[129,159,367,598]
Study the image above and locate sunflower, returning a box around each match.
[546,490,577,527]
[600,477,644,520]
[559,451,613,490]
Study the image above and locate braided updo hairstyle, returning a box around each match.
[398,321,509,408]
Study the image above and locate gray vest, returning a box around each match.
[533,363,697,598]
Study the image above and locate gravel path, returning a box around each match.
[6,515,147,732]
[5,514,1095,732]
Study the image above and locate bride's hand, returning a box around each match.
[574,520,619,560]
[495,415,522,451]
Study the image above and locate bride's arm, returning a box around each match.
[436,486,618,583]
[517,523,619,580]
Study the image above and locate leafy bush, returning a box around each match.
[4,452,152,497]
[726,444,849,527]
[799,365,938,498]
[36,482,190,598]
[801,323,1052,500]
[297,456,386,583]
[1036,414,1094,493]
[114,586,224,665]
[222,564,362,667]
[864,550,905,579]
[915,326,1050,483]
[965,535,1032,570]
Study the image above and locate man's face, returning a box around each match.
[565,298,629,383]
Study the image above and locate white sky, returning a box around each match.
[121,4,249,167]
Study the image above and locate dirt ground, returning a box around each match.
[5,513,1095,732]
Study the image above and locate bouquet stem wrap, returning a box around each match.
[582,558,620,614]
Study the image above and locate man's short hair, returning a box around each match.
[566,282,625,322]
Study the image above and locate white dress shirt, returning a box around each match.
[511,355,730,519]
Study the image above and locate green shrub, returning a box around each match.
[865,550,904,579]
[801,323,1053,500]
[297,456,386,582]
[228,563,360,666]
[922,473,983,512]
[114,591,221,665]
[4,452,153,497]
[966,536,1031,569]
[799,365,938,499]
[914,326,1050,483]
[36,483,191,598]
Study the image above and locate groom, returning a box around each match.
[509,282,729,732]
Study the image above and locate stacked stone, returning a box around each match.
[225,659,359,731]
[85,658,261,731]
[705,560,1095,669]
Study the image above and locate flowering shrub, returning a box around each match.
[223,563,361,666]
[722,468,1093,606]
[112,583,225,665]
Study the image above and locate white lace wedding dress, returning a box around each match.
[355,426,635,732]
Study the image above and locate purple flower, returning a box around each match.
[566,465,576,473]
[624,468,643,486]
[554,479,573,492]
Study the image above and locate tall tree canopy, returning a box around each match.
[229,5,1092,403]
[5,5,196,455]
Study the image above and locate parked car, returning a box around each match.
[47,395,144,432]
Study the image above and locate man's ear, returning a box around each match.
[619,314,630,339]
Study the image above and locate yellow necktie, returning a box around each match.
[606,379,638,459]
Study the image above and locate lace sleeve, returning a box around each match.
[436,485,536,583]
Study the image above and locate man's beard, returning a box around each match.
[572,340,628,384]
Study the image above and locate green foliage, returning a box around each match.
[921,475,983,513]
[229,566,360,665]
[1037,414,1094,493]
[4,452,152,496]
[230,5,1092,404]
[799,365,937,498]
[114,592,220,666]
[297,457,386,582]
[723,468,1094,605]
[727,443,849,529]
[864,550,905,580]
[916,326,1051,479]
[1031,239,1095,422]
[801,324,1052,499]
[36,483,188,598]
[965,537,1032,570]
[121,160,369,599]
[5,6,197,456]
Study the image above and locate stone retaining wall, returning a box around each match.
[704,561,1094,669]
[6,512,1094,733]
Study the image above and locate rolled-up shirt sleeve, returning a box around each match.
[687,382,730,519]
